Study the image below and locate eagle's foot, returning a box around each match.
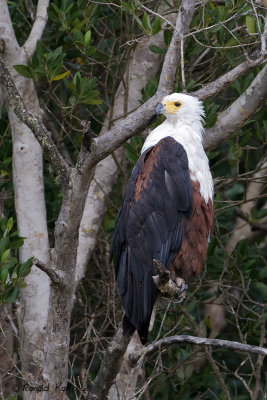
[152,259,187,300]
[172,278,187,304]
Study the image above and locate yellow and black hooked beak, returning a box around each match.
[156,102,165,116]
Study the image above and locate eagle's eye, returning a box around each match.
[174,102,181,107]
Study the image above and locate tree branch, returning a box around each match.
[129,335,267,365]
[33,257,65,285]
[25,0,36,22]
[85,0,196,170]
[86,325,131,400]
[204,63,267,149]
[194,57,266,101]
[157,0,196,95]
[22,0,50,59]
[0,55,70,189]
[234,208,267,233]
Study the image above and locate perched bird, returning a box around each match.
[111,93,214,344]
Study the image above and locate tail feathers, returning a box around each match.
[123,315,150,345]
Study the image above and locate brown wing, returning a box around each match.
[169,179,214,282]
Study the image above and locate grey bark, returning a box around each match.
[0,2,51,399]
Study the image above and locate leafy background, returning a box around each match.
[0,0,266,399]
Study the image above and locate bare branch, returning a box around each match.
[136,0,176,30]
[194,57,266,101]
[204,63,267,149]
[25,0,36,21]
[33,258,65,285]
[22,0,50,59]
[234,208,267,233]
[157,0,196,95]
[86,325,131,400]
[130,335,267,365]
[0,55,70,189]
[86,0,196,168]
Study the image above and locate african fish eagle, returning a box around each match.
[111,93,214,344]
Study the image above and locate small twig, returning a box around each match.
[130,335,267,365]
[86,323,132,400]
[180,34,186,92]
[234,208,267,233]
[194,57,266,101]
[33,257,65,285]
[136,0,176,30]
[205,347,231,400]
[25,0,36,21]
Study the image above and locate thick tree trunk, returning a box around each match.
[43,168,95,400]
[0,2,50,398]
[10,106,50,395]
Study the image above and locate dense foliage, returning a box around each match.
[0,0,266,399]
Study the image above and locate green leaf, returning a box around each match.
[1,249,10,263]
[0,169,9,177]
[142,12,151,32]
[149,45,166,54]
[5,287,19,303]
[74,30,84,44]
[123,142,139,165]
[207,151,219,160]
[152,16,161,35]
[210,24,222,33]
[253,282,267,300]
[80,97,102,105]
[5,258,18,270]
[121,1,135,11]
[84,30,91,46]
[0,237,8,255]
[7,217,13,232]
[246,15,256,34]
[31,40,46,69]
[13,65,33,79]
[11,271,17,280]
[0,267,8,283]
[164,30,172,46]
[9,237,24,249]
[51,70,70,81]
[85,46,96,57]
[133,14,143,30]
[19,257,33,275]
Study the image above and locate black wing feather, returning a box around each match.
[111,137,192,343]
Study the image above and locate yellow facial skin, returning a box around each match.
[162,101,182,114]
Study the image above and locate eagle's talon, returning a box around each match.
[172,295,186,304]
[177,281,187,295]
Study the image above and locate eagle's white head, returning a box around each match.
[156,93,205,126]
[142,92,206,154]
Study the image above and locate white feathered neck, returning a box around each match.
[141,93,213,203]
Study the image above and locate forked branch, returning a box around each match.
[0,55,70,190]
